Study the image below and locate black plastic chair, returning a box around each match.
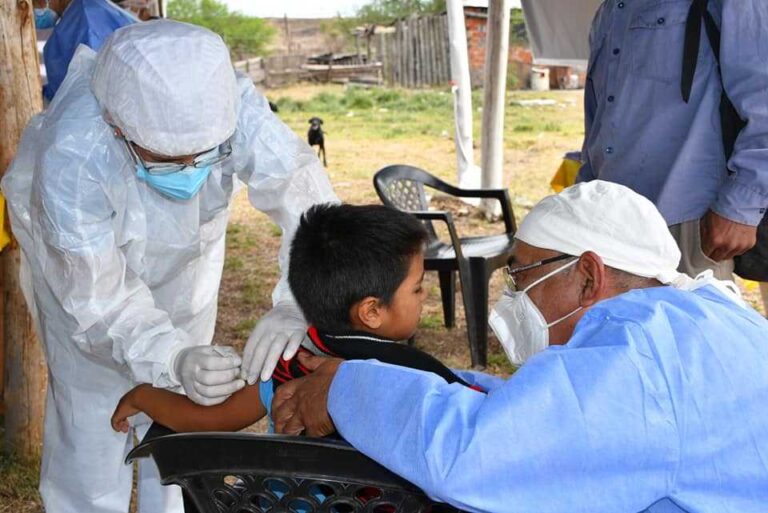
[373,165,516,367]
[128,424,462,513]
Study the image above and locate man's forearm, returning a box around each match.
[715,0,768,225]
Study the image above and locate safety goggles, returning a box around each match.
[504,253,576,292]
[121,136,232,175]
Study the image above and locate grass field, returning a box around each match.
[2,83,765,512]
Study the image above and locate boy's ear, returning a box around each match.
[351,296,384,330]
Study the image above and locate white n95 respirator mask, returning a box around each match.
[489,259,582,366]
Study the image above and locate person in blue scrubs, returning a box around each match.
[272,181,768,513]
[42,0,136,101]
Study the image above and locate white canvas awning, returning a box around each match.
[463,0,523,9]
[521,0,602,67]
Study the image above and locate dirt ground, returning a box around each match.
[2,84,765,513]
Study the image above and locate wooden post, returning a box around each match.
[480,0,511,219]
[1,0,47,459]
[283,14,291,54]
[417,16,425,88]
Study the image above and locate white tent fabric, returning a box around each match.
[521,0,602,67]
[463,0,522,8]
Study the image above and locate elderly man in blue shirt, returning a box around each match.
[578,0,768,279]
[271,181,768,513]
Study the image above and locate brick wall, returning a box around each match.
[464,7,534,89]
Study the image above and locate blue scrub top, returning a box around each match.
[43,0,136,101]
[329,285,768,512]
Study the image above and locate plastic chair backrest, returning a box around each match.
[374,165,454,243]
[127,430,462,513]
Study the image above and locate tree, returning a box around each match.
[356,0,446,25]
[168,0,275,60]
[319,15,359,53]
[2,0,47,460]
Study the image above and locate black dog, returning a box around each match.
[307,117,326,167]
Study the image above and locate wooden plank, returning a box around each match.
[403,16,413,88]
[416,16,424,88]
[403,17,410,88]
[412,16,419,88]
[412,16,418,88]
[433,15,443,84]
[428,15,437,85]
[388,33,395,87]
[1,0,47,459]
[441,13,450,83]
[438,14,447,84]
[381,34,392,87]
[417,15,424,88]
[394,20,401,87]
[436,14,441,84]
[402,18,410,88]
[421,16,429,87]
[377,33,385,84]
[430,15,439,85]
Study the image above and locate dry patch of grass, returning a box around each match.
[0,431,41,513]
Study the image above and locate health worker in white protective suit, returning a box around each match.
[1,20,337,513]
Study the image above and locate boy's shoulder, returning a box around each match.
[271,327,480,391]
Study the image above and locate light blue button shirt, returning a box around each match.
[578,0,768,226]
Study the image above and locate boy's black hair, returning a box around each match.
[288,203,428,332]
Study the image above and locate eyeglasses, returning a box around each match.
[121,136,233,175]
[504,254,575,292]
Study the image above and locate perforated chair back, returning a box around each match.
[127,428,462,513]
[373,165,453,243]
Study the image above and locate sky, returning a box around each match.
[222,0,366,18]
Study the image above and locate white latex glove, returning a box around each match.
[241,302,307,384]
[171,345,245,406]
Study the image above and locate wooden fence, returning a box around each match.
[234,55,384,88]
[236,13,451,90]
[233,55,307,88]
[375,13,451,88]
[233,57,267,85]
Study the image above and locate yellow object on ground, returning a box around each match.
[550,155,582,193]
[0,192,11,252]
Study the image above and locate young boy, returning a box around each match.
[111,204,481,434]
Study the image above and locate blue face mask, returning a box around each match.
[135,164,212,201]
[34,4,58,29]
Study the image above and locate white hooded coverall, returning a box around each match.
[1,37,337,513]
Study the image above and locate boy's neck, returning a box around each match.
[347,318,406,342]
[311,325,398,344]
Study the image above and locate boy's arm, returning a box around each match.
[112,383,267,433]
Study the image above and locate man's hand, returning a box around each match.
[272,352,343,437]
[111,386,146,433]
[701,210,758,262]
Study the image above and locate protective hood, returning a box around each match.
[91,19,238,156]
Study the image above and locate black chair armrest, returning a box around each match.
[409,210,465,261]
[439,188,516,235]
